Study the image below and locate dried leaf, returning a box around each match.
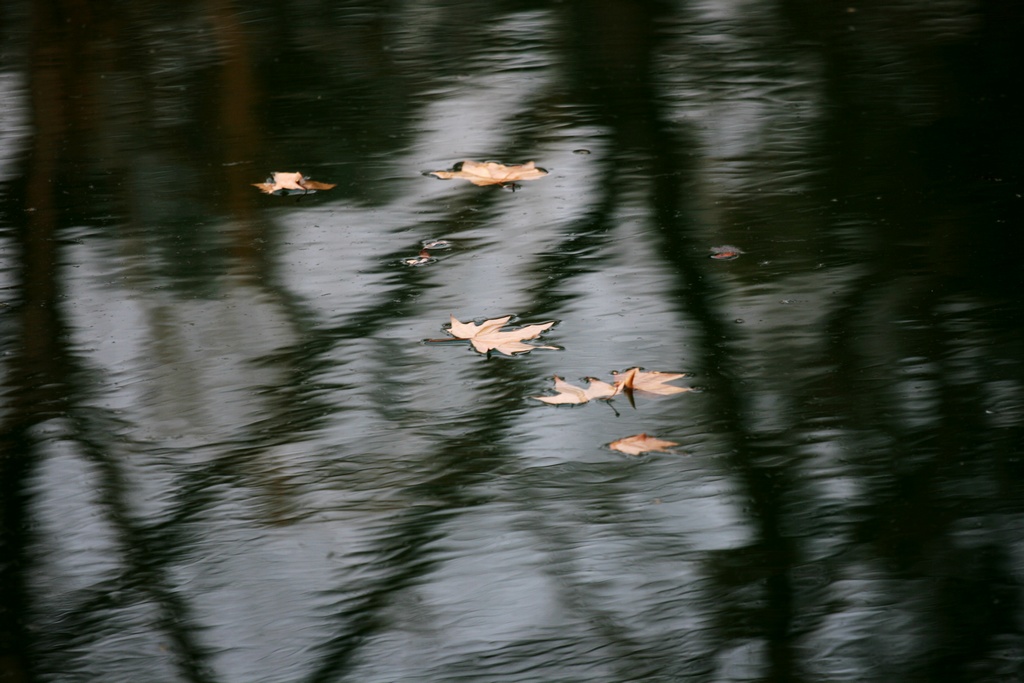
[608,433,680,456]
[532,376,620,405]
[253,171,336,195]
[709,245,744,260]
[401,249,433,266]
[532,366,692,407]
[442,314,557,356]
[427,160,548,188]
[612,367,691,396]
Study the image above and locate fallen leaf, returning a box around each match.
[709,245,744,260]
[441,314,558,356]
[608,433,680,456]
[532,367,692,407]
[401,249,433,266]
[253,171,337,195]
[427,160,548,188]
[532,376,620,405]
[612,367,691,396]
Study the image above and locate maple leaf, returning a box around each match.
[612,367,691,396]
[441,314,557,356]
[252,172,337,195]
[531,376,620,405]
[608,433,680,456]
[426,160,548,188]
[532,367,692,408]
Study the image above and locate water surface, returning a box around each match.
[2,1,1023,681]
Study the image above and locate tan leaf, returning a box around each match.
[612,367,691,395]
[253,171,337,195]
[608,433,679,456]
[532,376,620,405]
[444,314,557,356]
[427,160,548,188]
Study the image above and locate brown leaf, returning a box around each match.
[612,367,691,396]
[427,160,548,188]
[709,245,744,260]
[253,171,336,195]
[531,376,620,405]
[444,314,557,356]
[608,433,679,456]
[401,249,432,266]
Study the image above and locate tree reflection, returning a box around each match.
[1,0,1022,681]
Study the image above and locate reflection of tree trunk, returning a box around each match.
[0,1,82,679]
[206,0,267,275]
[567,1,801,679]
[1,4,223,681]
[783,1,1024,679]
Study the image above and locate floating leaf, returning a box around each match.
[532,376,620,405]
[612,367,691,396]
[608,433,680,456]
[434,314,558,356]
[253,172,336,195]
[709,245,744,260]
[426,160,548,189]
[401,249,433,267]
[532,367,691,405]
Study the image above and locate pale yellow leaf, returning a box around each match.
[532,376,620,405]
[427,160,548,187]
[612,367,691,396]
[444,315,557,356]
[608,433,679,456]
[253,171,336,195]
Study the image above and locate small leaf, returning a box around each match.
[532,376,620,405]
[401,249,433,266]
[253,171,336,195]
[608,433,679,456]
[426,160,548,188]
[709,245,744,260]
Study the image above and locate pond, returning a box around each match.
[2,1,1023,681]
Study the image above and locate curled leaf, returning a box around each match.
[426,160,548,188]
[532,376,620,405]
[532,367,691,407]
[401,249,433,267]
[608,433,680,456]
[253,171,336,195]
[612,367,691,396]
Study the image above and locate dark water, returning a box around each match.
[2,1,1023,681]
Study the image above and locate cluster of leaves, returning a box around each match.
[254,162,686,457]
[531,368,690,405]
[254,159,546,197]
[427,313,690,456]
